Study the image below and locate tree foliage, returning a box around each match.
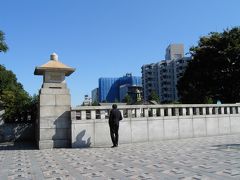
[177,27,240,103]
[0,65,38,122]
[0,31,8,53]
[148,91,160,103]
[124,94,132,105]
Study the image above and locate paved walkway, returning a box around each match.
[1,135,240,179]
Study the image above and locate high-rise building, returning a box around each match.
[97,73,142,102]
[142,44,190,102]
[91,88,99,103]
[165,44,184,60]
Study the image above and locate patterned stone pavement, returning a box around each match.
[1,134,240,179]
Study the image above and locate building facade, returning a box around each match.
[97,73,142,103]
[119,84,143,103]
[91,88,99,103]
[142,44,190,103]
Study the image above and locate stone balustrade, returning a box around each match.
[71,104,240,148]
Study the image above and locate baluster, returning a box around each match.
[100,110,105,119]
[81,110,86,120]
[71,111,76,120]
[182,108,186,116]
[144,108,149,117]
[127,109,132,118]
[167,108,172,116]
[189,108,193,115]
[136,108,141,118]
[175,108,179,116]
[202,107,206,115]
[152,108,156,117]
[226,107,230,114]
[90,110,96,119]
[208,107,213,115]
[160,108,165,116]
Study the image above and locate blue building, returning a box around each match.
[98,73,142,102]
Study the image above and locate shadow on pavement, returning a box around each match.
[211,144,240,150]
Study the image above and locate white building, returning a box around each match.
[142,44,190,102]
[83,95,92,106]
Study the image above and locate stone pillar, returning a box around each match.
[34,53,75,149]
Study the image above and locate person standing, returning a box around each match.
[109,104,122,148]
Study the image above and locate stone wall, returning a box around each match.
[37,83,71,149]
[0,123,35,142]
[71,104,240,148]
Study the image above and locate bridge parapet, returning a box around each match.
[71,104,240,148]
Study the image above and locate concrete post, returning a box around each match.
[189,108,193,115]
[202,107,206,115]
[175,108,179,116]
[208,107,213,115]
[221,107,224,114]
[136,108,141,118]
[100,110,105,119]
[160,108,165,116]
[152,109,157,117]
[182,108,186,116]
[34,53,75,149]
[90,110,96,119]
[167,108,172,116]
[81,111,86,120]
[144,109,149,117]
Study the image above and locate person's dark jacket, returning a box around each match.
[109,109,123,126]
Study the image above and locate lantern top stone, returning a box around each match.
[34,53,75,76]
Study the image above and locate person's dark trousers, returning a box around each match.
[110,124,119,146]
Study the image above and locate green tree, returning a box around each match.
[178,27,240,103]
[148,91,160,103]
[92,101,99,106]
[124,94,132,105]
[0,31,8,53]
[0,65,37,122]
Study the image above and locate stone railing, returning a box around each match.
[71,104,240,148]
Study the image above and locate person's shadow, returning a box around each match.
[73,130,91,148]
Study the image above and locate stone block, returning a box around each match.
[218,116,230,134]
[94,120,112,146]
[119,120,131,144]
[230,116,240,133]
[40,94,55,106]
[56,94,71,106]
[42,83,67,89]
[206,117,219,136]
[148,119,164,141]
[39,139,70,149]
[72,123,94,148]
[39,140,54,149]
[40,106,56,117]
[179,117,193,138]
[131,118,148,142]
[55,106,71,118]
[40,106,70,118]
[39,117,70,129]
[40,88,70,95]
[164,118,179,139]
[39,128,70,140]
[193,117,206,137]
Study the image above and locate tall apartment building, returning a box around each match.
[142,44,190,102]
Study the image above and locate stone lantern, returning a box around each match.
[34,53,75,149]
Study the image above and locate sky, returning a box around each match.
[0,0,240,106]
